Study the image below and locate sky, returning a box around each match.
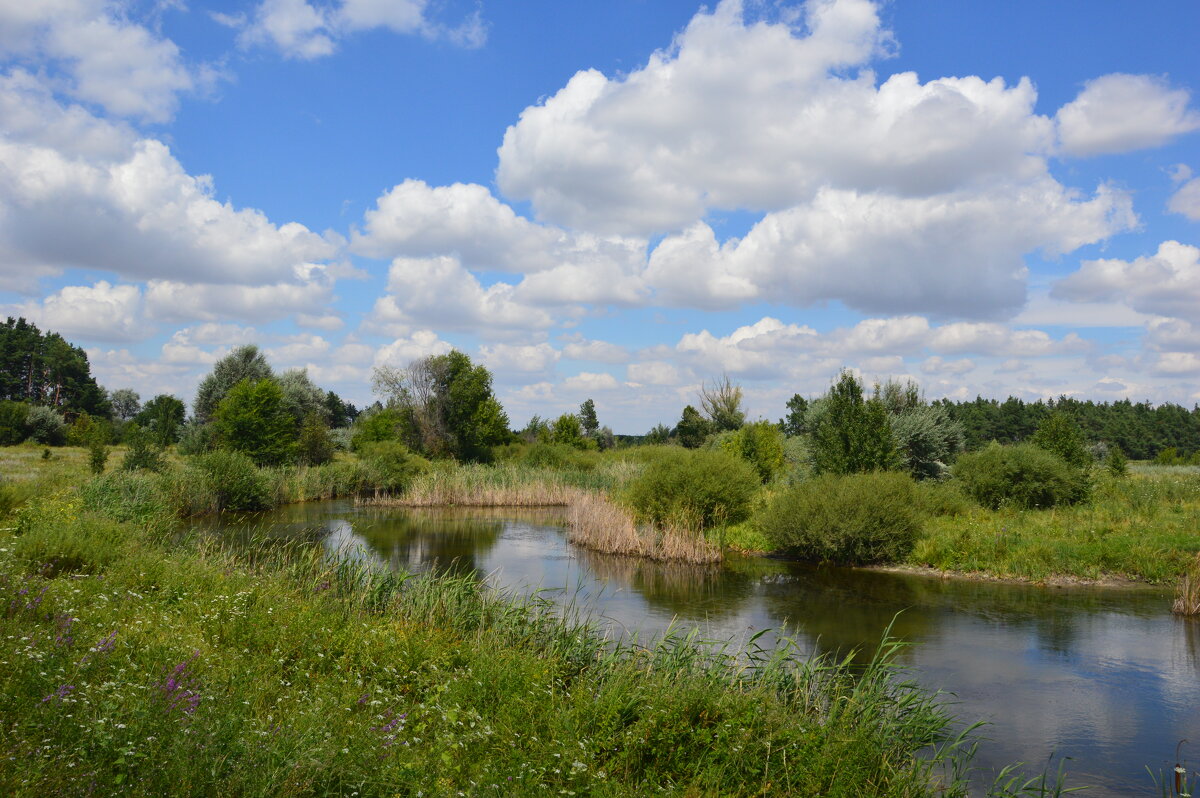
[1,0,1199,434]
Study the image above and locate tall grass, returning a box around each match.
[1174,555,1200,616]
[566,490,722,564]
[0,490,1062,797]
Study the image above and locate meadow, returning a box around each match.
[0,443,1084,797]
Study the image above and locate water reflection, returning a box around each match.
[197,500,1198,797]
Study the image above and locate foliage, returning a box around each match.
[193,344,273,423]
[720,420,786,482]
[579,398,599,438]
[780,393,809,436]
[951,442,1089,510]
[349,406,407,451]
[624,448,758,529]
[0,400,29,445]
[645,423,672,445]
[65,412,112,447]
[808,370,897,475]
[25,404,66,445]
[674,404,711,449]
[550,412,592,449]
[757,472,923,564]
[119,423,166,473]
[87,436,109,476]
[518,414,551,443]
[1030,411,1091,468]
[109,388,141,421]
[277,368,329,425]
[698,374,746,432]
[372,351,511,462]
[296,413,336,466]
[190,449,271,511]
[324,390,357,427]
[0,316,110,415]
[356,441,428,492]
[176,420,216,456]
[1106,446,1128,477]
[890,404,964,481]
[134,394,186,447]
[213,378,297,467]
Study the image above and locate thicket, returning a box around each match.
[951,443,1090,510]
[757,472,923,565]
[624,449,758,529]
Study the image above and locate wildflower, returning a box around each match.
[157,650,202,717]
[42,683,74,703]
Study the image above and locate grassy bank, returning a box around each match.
[0,460,1047,796]
[908,470,1200,584]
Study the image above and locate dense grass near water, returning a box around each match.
[0,471,1040,796]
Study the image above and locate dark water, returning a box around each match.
[192,500,1200,796]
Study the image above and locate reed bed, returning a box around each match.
[566,489,722,564]
[1174,555,1200,616]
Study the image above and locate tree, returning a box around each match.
[135,394,186,447]
[674,405,711,449]
[194,345,273,423]
[213,378,297,466]
[110,388,141,421]
[579,399,599,438]
[371,351,510,461]
[809,370,897,475]
[874,379,963,481]
[277,368,329,425]
[519,415,551,443]
[0,317,109,415]
[698,374,745,432]
[645,423,672,445]
[325,391,356,428]
[1031,411,1091,469]
[721,420,786,482]
[297,413,335,466]
[780,394,808,436]
[551,413,589,449]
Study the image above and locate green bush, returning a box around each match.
[719,420,786,483]
[756,472,922,564]
[190,450,271,512]
[951,442,1089,510]
[214,378,297,467]
[25,405,65,446]
[0,400,29,445]
[296,413,335,466]
[119,423,166,473]
[349,407,406,451]
[358,441,428,493]
[177,421,216,456]
[624,449,758,529]
[513,442,600,471]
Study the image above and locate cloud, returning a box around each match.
[921,356,975,376]
[644,182,1133,317]
[13,280,146,342]
[0,135,339,288]
[497,0,1058,235]
[626,361,691,387]
[1056,74,1200,158]
[1052,241,1200,322]
[267,333,333,365]
[563,372,621,393]
[479,342,561,376]
[0,0,198,122]
[373,330,453,367]
[562,337,630,364]
[367,256,554,333]
[1168,178,1200,221]
[233,0,484,60]
[144,277,335,323]
[676,317,819,378]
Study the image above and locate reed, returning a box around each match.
[1174,555,1200,616]
[565,490,722,564]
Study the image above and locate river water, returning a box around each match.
[192,499,1200,795]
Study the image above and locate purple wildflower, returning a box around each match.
[157,650,202,717]
[54,614,75,648]
[93,631,118,654]
[42,683,75,703]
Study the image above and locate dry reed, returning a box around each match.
[1174,554,1200,616]
[362,467,721,564]
[565,491,721,565]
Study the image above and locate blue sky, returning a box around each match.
[1,0,1198,433]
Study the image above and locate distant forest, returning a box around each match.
[1,316,1199,460]
[934,396,1200,460]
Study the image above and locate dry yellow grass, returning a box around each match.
[1175,555,1200,616]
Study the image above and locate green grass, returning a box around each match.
[5,488,1025,796]
[908,470,1200,583]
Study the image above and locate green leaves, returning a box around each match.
[213,378,297,467]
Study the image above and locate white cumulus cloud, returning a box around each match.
[1056,74,1200,158]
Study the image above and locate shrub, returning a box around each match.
[0,400,29,445]
[951,442,1089,510]
[190,450,271,511]
[358,441,428,493]
[350,407,406,451]
[87,437,109,475]
[25,405,65,445]
[1030,411,1091,468]
[1106,446,1128,477]
[516,442,599,471]
[213,378,297,467]
[296,413,335,466]
[177,421,216,456]
[807,371,897,475]
[719,420,785,483]
[756,472,922,564]
[119,423,166,473]
[624,449,758,529]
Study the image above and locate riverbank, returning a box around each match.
[0,456,1039,796]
